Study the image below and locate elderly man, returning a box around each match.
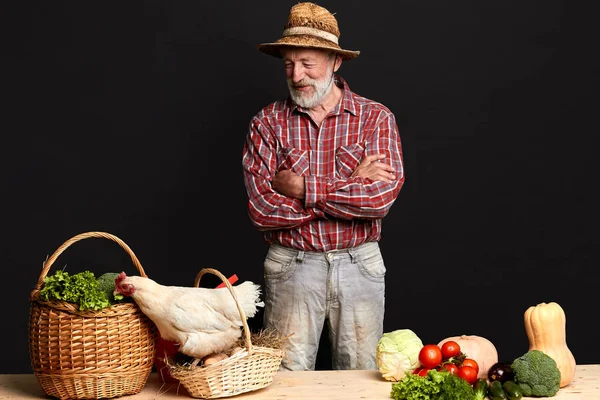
[242,2,405,371]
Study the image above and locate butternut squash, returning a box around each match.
[524,301,576,388]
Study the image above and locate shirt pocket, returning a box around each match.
[335,143,365,179]
[277,148,310,176]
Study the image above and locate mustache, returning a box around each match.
[288,78,316,89]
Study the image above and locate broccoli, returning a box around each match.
[511,349,561,397]
[96,272,125,305]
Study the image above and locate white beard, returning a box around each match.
[287,71,334,109]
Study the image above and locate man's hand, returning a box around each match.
[272,169,306,199]
[351,154,396,183]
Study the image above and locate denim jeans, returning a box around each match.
[262,241,385,371]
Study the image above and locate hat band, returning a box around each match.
[282,26,339,45]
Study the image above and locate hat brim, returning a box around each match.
[258,35,360,60]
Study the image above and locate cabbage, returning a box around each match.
[376,329,424,382]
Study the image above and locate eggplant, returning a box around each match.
[488,361,515,383]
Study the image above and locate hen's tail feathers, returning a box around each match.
[234,281,264,319]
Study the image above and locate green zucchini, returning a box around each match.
[502,380,524,400]
[473,378,488,399]
[488,380,508,400]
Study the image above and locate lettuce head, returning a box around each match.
[376,329,424,382]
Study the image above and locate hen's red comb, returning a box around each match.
[115,271,127,285]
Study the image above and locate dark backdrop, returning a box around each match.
[3,1,598,374]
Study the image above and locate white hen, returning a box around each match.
[114,272,264,362]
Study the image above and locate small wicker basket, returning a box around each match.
[168,268,285,399]
[28,231,158,400]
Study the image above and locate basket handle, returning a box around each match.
[30,231,147,299]
[194,268,253,357]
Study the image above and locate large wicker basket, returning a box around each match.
[28,231,158,400]
[168,268,285,399]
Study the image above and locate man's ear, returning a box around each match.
[334,55,343,72]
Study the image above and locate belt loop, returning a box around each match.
[296,250,305,263]
[347,246,357,263]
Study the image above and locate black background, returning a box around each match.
[3,1,598,374]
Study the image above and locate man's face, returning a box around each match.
[281,47,338,109]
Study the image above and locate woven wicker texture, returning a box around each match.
[28,231,158,400]
[258,2,360,60]
[168,268,285,399]
[284,2,340,37]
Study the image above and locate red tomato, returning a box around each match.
[412,367,422,375]
[418,344,443,369]
[462,358,479,375]
[417,368,431,377]
[442,363,459,374]
[440,340,461,359]
[457,365,478,385]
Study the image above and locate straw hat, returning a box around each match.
[258,2,360,60]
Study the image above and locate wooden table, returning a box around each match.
[0,365,597,399]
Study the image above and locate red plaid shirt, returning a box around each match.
[242,76,404,252]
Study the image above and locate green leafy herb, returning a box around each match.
[391,369,476,400]
[390,372,441,400]
[39,270,111,311]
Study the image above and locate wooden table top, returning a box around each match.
[1,364,597,399]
